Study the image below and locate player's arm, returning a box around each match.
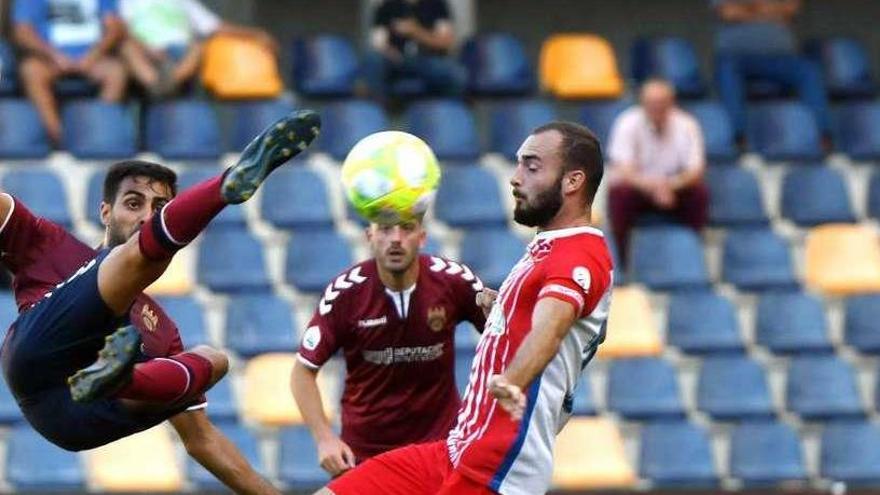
[0,194,12,229]
[170,410,279,495]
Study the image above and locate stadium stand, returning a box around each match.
[607,357,685,420]
[553,417,637,489]
[682,101,738,164]
[225,293,298,357]
[781,166,855,226]
[405,99,481,162]
[639,420,718,487]
[705,167,768,227]
[278,426,330,489]
[284,229,354,293]
[0,99,50,158]
[260,167,335,230]
[539,34,624,99]
[632,36,707,99]
[6,426,85,491]
[61,100,137,159]
[318,99,390,160]
[225,98,297,152]
[755,291,833,354]
[697,355,774,420]
[490,98,557,161]
[722,228,798,291]
[88,426,183,491]
[804,224,880,296]
[291,35,359,98]
[145,99,223,161]
[600,285,664,358]
[187,421,264,488]
[820,420,880,485]
[459,227,526,289]
[434,164,507,228]
[667,291,744,354]
[152,295,209,347]
[844,293,880,353]
[198,227,271,293]
[746,101,823,162]
[242,353,337,426]
[201,35,284,100]
[804,37,876,100]
[178,168,247,227]
[460,33,535,96]
[1,168,72,229]
[730,421,807,486]
[631,226,710,291]
[833,101,880,161]
[786,355,864,420]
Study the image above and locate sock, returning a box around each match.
[114,352,213,403]
[138,175,226,261]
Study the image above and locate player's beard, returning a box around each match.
[513,179,563,228]
[106,219,139,248]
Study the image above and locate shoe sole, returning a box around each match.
[221,109,322,204]
[68,326,141,403]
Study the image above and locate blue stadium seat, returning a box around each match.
[278,426,329,489]
[0,379,22,424]
[682,101,738,164]
[603,228,625,285]
[260,168,333,230]
[226,293,297,357]
[197,227,270,292]
[459,228,525,289]
[730,421,806,485]
[821,420,880,485]
[0,99,51,158]
[460,33,535,96]
[85,171,104,227]
[579,97,632,147]
[490,99,557,161]
[2,169,72,229]
[571,370,597,416]
[146,99,222,160]
[844,293,880,353]
[756,291,832,354]
[804,37,876,100]
[781,167,855,226]
[54,76,98,98]
[667,291,744,354]
[632,36,706,99]
[6,425,85,490]
[405,99,480,162]
[435,165,507,228]
[454,321,480,352]
[0,41,19,95]
[226,98,296,152]
[706,167,768,227]
[833,102,880,161]
[178,168,246,227]
[0,291,18,339]
[204,378,237,422]
[154,295,210,348]
[746,101,823,162]
[639,420,718,487]
[189,421,262,488]
[869,171,880,220]
[698,356,774,420]
[291,35,358,98]
[455,350,475,396]
[285,230,353,293]
[607,358,684,420]
[722,228,798,291]
[319,100,389,161]
[631,226,710,291]
[61,100,136,159]
[787,355,863,420]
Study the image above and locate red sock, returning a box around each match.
[138,175,226,260]
[114,352,213,403]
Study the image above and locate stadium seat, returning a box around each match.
[756,291,832,354]
[490,99,557,161]
[607,357,684,420]
[278,426,330,489]
[88,426,183,491]
[0,378,22,423]
[631,226,710,291]
[226,293,298,357]
[553,417,636,489]
[226,98,296,152]
[201,34,283,99]
[722,228,798,291]
[844,293,880,353]
[204,378,237,422]
[730,421,806,485]
[2,169,72,229]
[639,420,718,487]
[85,171,104,227]
[781,167,855,226]
[459,228,526,289]
[746,101,823,162]
[291,35,358,98]
[454,321,480,353]
[632,36,706,99]
[705,167,768,227]
[188,421,263,487]
[539,34,624,99]
[682,101,738,164]
[0,290,17,335]
[6,425,84,491]
[242,353,337,426]
[0,99,51,158]
[455,350,475,396]
[461,33,535,96]
[178,168,246,227]
[145,250,195,296]
[667,291,744,354]
[804,224,880,296]
[571,370,597,416]
[0,40,19,95]
[260,168,333,230]
[405,99,481,162]
[821,420,880,485]
[836,101,880,161]
[804,37,876,99]
[285,230,353,293]
[870,172,880,220]
[153,295,210,348]
[145,99,222,160]
[600,286,663,358]
[579,97,632,147]
[787,355,864,420]
[697,356,774,420]
[61,100,136,159]
[435,165,507,228]
[318,100,389,161]
[197,227,271,293]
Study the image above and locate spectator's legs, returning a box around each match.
[609,184,652,269]
[84,56,127,102]
[170,42,203,89]
[715,54,748,140]
[672,182,710,232]
[119,38,161,91]
[18,56,62,144]
[417,55,466,96]
[362,51,391,99]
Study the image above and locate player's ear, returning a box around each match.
[562,170,586,196]
[99,201,112,227]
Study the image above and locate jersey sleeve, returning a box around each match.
[297,284,348,369]
[0,195,64,274]
[539,241,612,318]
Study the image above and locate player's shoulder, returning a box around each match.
[547,227,612,265]
[421,254,484,292]
[316,259,377,316]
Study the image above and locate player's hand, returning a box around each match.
[489,375,526,421]
[317,434,357,477]
[476,288,498,317]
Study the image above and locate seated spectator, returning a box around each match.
[712,0,830,144]
[118,0,277,99]
[608,79,709,267]
[364,0,464,100]
[13,0,127,144]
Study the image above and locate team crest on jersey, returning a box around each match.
[427,306,447,332]
[303,326,321,350]
[141,304,158,332]
[572,266,591,292]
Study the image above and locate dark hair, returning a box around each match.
[103,160,178,203]
[531,121,604,202]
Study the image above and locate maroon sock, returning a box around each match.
[114,353,214,403]
[138,175,226,260]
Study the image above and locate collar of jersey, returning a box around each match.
[533,225,604,243]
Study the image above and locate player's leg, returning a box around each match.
[436,471,498,495]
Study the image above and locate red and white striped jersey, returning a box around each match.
[447,226,613,495]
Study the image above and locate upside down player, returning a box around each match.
[316,121,613,495]
[0,110,320,493]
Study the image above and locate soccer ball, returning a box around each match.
[341,131,441,224]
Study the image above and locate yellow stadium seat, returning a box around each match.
[145,249,194,296]
[201,34,283,99]
[553,417,637,489]
[88,425,183,492]
[599,285,663,358]
[539,34,624,99]
[805,224,880,296]
[241,353,338,426]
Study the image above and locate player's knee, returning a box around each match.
[19,57,52,83]
[190,345,229,384]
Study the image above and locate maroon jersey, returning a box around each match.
[298,254,487,460]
